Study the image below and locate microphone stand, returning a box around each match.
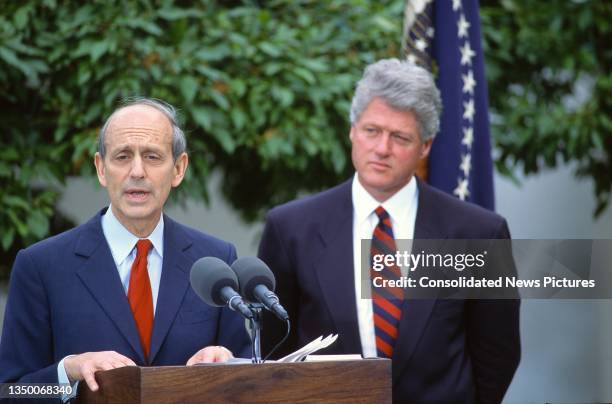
[247,303,264,363]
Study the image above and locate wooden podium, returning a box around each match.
[75,359,391,403]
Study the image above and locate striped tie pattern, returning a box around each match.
[371,206,403,358]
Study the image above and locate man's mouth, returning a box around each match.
[369,161,391,170]
[125,189,150,202]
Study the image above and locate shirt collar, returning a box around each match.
[101,205,164,266]
[351,173,418,224]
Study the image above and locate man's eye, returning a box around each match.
[364,127,379,135]
[392,134,411,144]
[116,154,129,160]
[146,154,161,160]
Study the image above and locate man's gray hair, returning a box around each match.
[349,58,442,141]
[98,97,187,160]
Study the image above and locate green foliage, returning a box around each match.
[481,0,612,216]
[0,0,404,257]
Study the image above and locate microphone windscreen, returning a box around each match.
[231,257,276,303]
[190,256,238,307]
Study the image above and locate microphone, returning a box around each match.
[189,256,254,320]
[231,257,289,321]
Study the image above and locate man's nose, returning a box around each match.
[373,132,392,155]
[130,155,146,178]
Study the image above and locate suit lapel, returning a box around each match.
[148,215,192,363]
[392,179,443,382]
[314,181,362,353]
[74,210,144,362]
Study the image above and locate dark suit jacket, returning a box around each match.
[258,178,520,404]
[0,208,250,386]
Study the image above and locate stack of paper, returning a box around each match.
[277,334,338,363]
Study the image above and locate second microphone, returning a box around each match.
[231,256,289,322]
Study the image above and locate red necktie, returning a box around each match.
[128,239,154,360]
[371,206,403,358]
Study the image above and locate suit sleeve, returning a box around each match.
[215,243,252,358]
[0,249,60,384]
[257,212,299,359]
[466,219,521,404]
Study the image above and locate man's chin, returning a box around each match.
[360,173,393,189]
[115,204,158,221]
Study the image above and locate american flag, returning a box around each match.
[404,0,495,210]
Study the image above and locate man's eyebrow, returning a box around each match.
[107,145,132,154]
[140,146,166,153]
[391,130,416,137]
[108,144,166,153]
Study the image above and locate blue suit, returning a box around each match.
[0,208,250,384]
[259,179,520,403]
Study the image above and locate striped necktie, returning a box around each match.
[371,206,403,358]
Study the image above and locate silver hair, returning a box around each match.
[98,97,187,161]
[349,58,442,141]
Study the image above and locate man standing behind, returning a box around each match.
[0,98,250,394]
[259,59,520,403]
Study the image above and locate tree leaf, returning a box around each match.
[1,227,15,251]
[191,107,213,131]
[27,210,50,239]
[180,76,199,104]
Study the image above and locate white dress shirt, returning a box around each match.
[352,173,419,358]
[58,206,164,396]
[101,205,164,313]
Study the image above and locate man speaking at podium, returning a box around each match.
[259,59,520,403]
[0,98,250,393]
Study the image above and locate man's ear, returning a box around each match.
[94,152,107,187]
[171,153,189,188]
[420,139,433,159]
